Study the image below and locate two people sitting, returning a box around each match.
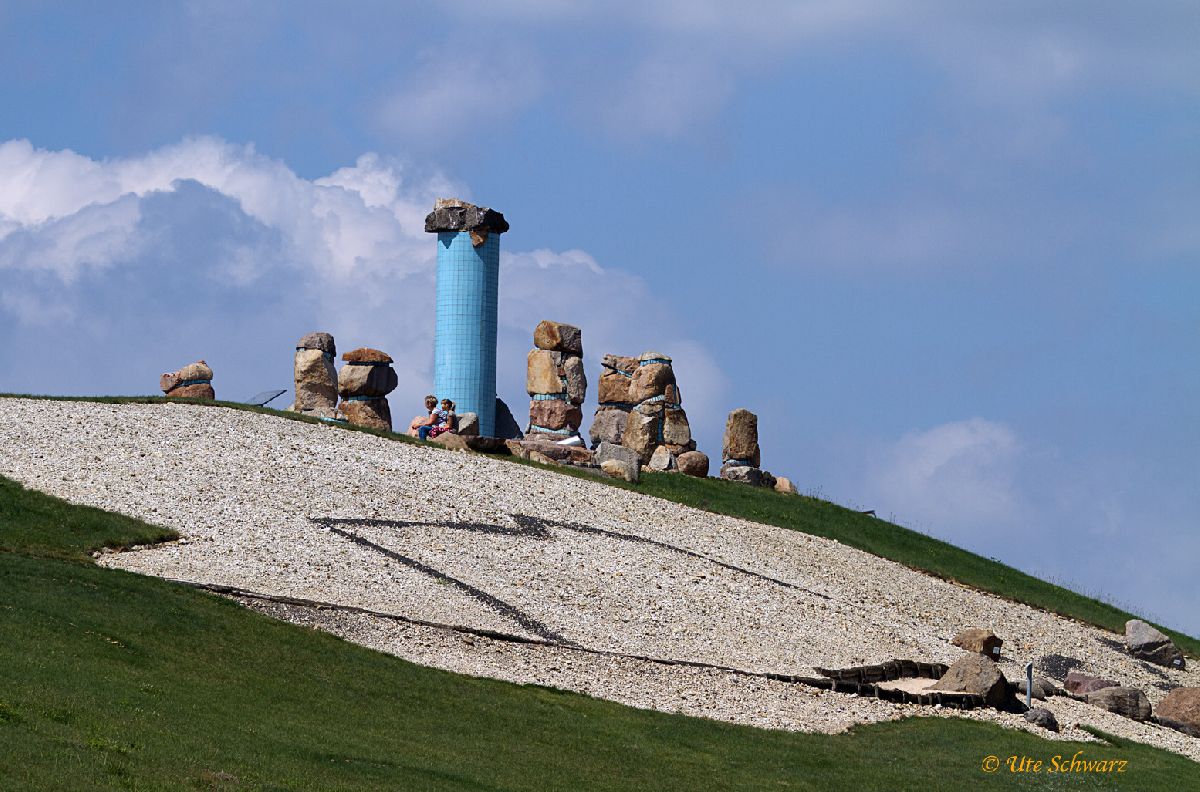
[407,395,456,441]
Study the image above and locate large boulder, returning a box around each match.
[526,350,562,395]
[773,476,799,494]
[629,362,674,403]
[1064,671,1118,695]
[676,450,710,478]
[648,446,676,472]
[662,407,692,446]
[951,628,1004,658]
[930,654,1009,709]
[1156,688,1200,736]
[596,441,640,471]
[292,348,338,417]
[160,360,215,400]
[529,399,583,431]
[719,464,763,486]
[296,331,335,354]
[622,412,660,465]
[337,361,398,397]
[563,355,587,404]
[600,458,638,483]
[339,399,392,432]
[533,320,583,355]
[590,409,628,447]
[1085,687,1151,721]
[1125,620,1186,669]
[722,408,761,467]
[597,372,632,405]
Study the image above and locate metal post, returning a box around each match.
[1025,662,1033,708]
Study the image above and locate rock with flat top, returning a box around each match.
[526,350,562,395]
[1085,686,1151,721]
[341,347,392,364]
[296,332,335,355]
[931,654,1009,709]
[424,199,509,239]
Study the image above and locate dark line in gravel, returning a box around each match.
[168,579,986,711]
[319,513,831,601]
[318,521,571,645]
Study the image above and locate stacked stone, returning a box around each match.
[620,352,707,476]
[720,408,775,488]
[160,360,215,400]
[337,348,398,431]
[524,320,586,443]
[289,332,338,419]
[590,354,637,448]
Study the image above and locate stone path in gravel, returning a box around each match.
[0,398,1195,761]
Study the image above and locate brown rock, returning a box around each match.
[774,476,798,494]
[664,384,682,405]
[529,399,583,431]
[338,362,398,397]
[676,450,709,478]
[601,459,638,483]
[1064,671,1119,695]
[648,446,676,472]
[292,348,338,415]
[563,355,587,405]
[931,654,1009,709]
[597,371,631,405]
[589,408,628,447]
[723,408,760,467]
[339,398,392,431]
[622,411,660,464]
[1156,688,1200,735]
[601,354,638,374]
[662,407,691,446]
[533,320,583,354]
[513,440,594,466]
[165,383,215,400]
[431,432,471,452]
[341,347,392,364]
[526,349,562,395]
[160,360,213,393]
[1085,687,1151,721]
[629,362,675,403]
[296,332,335,355]
[951,628,1004,658]
[638,350,672,364]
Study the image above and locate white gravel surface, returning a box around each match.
[1,398,1196,761]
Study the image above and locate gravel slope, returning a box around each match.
[1,398,1196,760]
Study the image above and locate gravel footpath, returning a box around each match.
[0,399,1196,761]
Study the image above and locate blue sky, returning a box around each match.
[1,2,1197,633]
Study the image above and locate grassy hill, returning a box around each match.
[1,473,1196,790]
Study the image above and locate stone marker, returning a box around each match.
[160,360,215,400]
[289,332,338,418]
[525,321,587,445]
[1125,619,1186,669]
[1156,687,1200,736]
[720,408,781,487]
[1085,686,1151,721]
[930,654,1009,709]
[951,628,1004,658]
[337,347,397,431]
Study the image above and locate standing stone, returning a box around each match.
[337,348,398,431]
[160,360,215,400]
[622,411,660,465]
[662,407,692,447]
[523,321,586,447]
[290,332,338,418]
[723,408,761,468]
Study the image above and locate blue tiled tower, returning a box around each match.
[426,199,509,437]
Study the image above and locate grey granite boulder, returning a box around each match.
[1125,619,1186,669]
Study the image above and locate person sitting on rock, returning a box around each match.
[407,395,439,437]
[427,399,456,440]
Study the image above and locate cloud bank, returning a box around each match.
[0,137,727,447]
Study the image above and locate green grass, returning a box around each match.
[1,474,1196,790]
[3,393,1196,657]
